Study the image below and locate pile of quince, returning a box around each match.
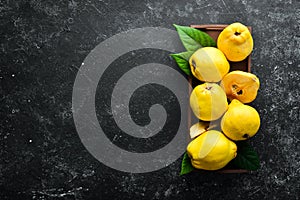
[186,22,261,171]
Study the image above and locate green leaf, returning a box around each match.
[173,24,217,51]
[232,141,260,170]
[170,51,194,76]
[180,152,194,175]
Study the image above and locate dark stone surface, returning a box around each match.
[0,0,299,199]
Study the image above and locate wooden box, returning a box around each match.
[187,24,252,173]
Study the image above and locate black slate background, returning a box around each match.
[1,0,299,199]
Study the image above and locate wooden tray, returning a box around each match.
[187,24,252,173]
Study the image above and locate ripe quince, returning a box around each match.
[189,47,230,82]
[217,22,253,62]
[190,83,228,121]
[220,70,260,103]
[221,99,260,141]
[187,130,237,170]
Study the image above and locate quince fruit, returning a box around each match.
[221,99,260,141]
[189,121,219,139]
[189,47,230,82]
[217,22,253,62]
[190,83,228,121]
[220,70,260,103]
[187,130,237,170]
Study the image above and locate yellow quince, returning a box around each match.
[217,22,253,62]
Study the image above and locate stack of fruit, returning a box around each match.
[171,22,261,174]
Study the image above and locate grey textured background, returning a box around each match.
[0,0,299,199]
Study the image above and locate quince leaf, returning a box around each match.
[180,152,195,175]
[231,141,260,170]
[173,24,217,52]
[170,51,194,76]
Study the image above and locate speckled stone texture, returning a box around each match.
[1,0,299,199]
